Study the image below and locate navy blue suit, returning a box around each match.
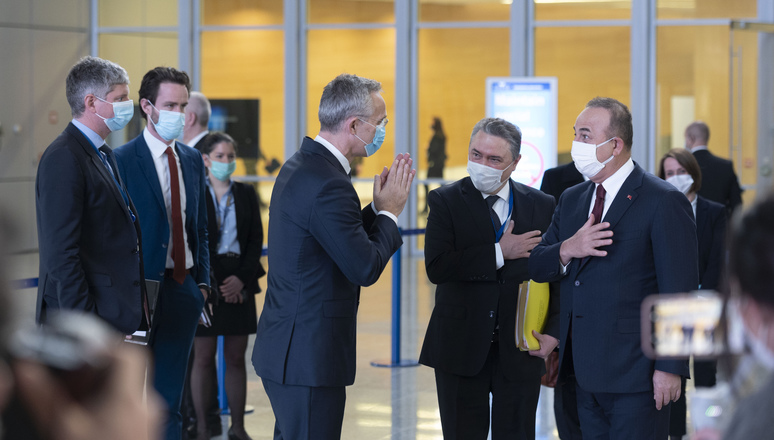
[252,137,402,439]
[114,133,210,440]
[36,123,144,334]
[529,163,698,439]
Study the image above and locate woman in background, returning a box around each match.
[658,148,727,440]
[192,132,265,440]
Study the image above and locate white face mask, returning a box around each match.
[467,160,514,194]
[571,138,615,178]
[666,174,694,195]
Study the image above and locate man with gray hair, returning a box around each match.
[252,73,415,439]
[183,91,211,149]
[419,117,558,439]
[36,56,148,335]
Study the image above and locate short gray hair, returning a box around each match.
[469,117,522,161]
[187,91,211,127]
[318,74,382,133]
[66,56,129,118]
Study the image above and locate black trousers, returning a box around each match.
[434,341,542,440]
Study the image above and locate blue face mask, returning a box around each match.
[148,101,185,141]
[208,159,236,182]
[96,97,134,132]
[355,118,387,157]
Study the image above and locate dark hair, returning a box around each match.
[198,131,238,156]
[138,67,191,121]
[657,148,702,194]
[586,97,633,150]
[728,192,774,309]
[432,117,445,139]
[469,117,522,161]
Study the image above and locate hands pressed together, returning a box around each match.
[373,153,417,217]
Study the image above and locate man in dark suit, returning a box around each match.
[530,97,698,440]
[251,73,415,440]
[114,67,210,440]
[36,56,148,335]
[420,117,558,439]
[540,161,584,202]
[685,121,743,215]
[539,160,585,440]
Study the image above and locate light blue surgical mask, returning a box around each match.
[96,97,134,132]
[355,118,387,157]
[148,102,185,141]
[208,159,236,182]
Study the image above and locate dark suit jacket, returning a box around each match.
[529,163,698,394]
[252,137,403,387]
[696,196,726,291]
[205,181,266,294]
[36,123,144,334]
[692,149,743,214]
[419,178,558,380]
[540,161,584,202]
[113,134,210,287]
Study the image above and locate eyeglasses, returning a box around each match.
[359,117,388,129]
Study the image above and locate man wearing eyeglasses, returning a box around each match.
[252,73,416,440]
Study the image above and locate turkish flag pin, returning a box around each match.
[627,195,632,200]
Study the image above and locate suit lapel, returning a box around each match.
[695,197,707,238]
[460,178,498,243]
[571,182,596,273]
[176,142,197,222]
[600,165,643,231]
[67,124,131,217]
[510,181,533,234]
[134,136,166,212]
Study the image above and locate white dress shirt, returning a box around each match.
[143,128,194,270]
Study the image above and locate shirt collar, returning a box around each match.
[188,130,209,148]
[143,127,176,159]
[599,157,635,200]
[690,145,708,153]
[480,179,511,201]
[71,119,104,151]
[314,135,351,175]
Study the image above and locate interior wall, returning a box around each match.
[0,0,90,253]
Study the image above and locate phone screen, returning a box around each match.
[641,291,727,359]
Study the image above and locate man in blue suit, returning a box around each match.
[114,67,210,440]
[252,73,415,440]
[36,56,148,335]
[529,97,698,440]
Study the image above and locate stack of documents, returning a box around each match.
[514,280,549,351]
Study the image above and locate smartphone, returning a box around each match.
[641,291,744,359]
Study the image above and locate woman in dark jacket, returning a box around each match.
[191,132,265,440]
[659,148,727,440]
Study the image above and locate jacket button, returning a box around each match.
[574,280,580,286]
[162,243,168,248]
[133,280,140,286]
[159,271,164,277]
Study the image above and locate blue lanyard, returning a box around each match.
[492,190,514,242]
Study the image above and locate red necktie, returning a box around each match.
[166,146,186,285]
[591,184,606,225]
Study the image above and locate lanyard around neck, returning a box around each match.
[492,190,514,242]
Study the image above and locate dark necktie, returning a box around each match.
[166,146,186,285]
[486,195,501,231]
[99,145,131,209]
[591,184,606,224]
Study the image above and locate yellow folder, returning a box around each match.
[514,280,550,351]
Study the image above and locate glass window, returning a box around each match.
[416,27,509,232]
[99,0,177,28]
[307,28,396,187]
[419,0,510,23]
[201,30,285,179]
[99,33,179,92]
[657,0,756,20]
[534,26,630,157]
[201,0,283,26]
[535,0,631,21]
[308,0,394,24]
